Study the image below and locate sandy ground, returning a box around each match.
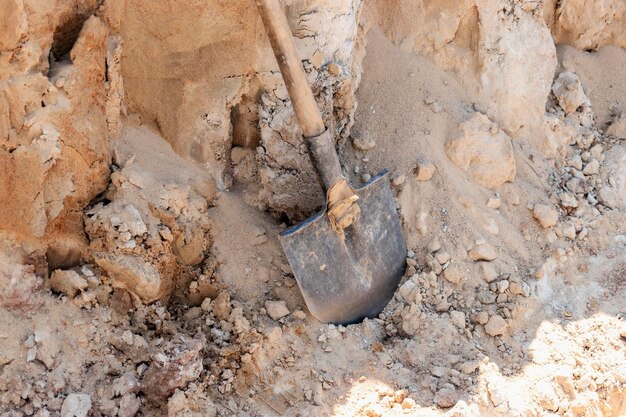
[1,3,626,417]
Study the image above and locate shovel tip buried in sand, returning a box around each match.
[257,0,407,324]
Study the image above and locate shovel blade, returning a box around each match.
[279,170,406,324]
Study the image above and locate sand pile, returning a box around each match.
[1,1,625,416]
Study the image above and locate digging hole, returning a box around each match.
[230,78,263,148]
[50,3,101,62]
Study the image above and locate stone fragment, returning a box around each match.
[468,243,497,261]
[450,311,465,329]
[582,159,599,175]
[141,339,203,401]
[459,361,479,374]
[328,63,342,76]
[265,300,290,321]
[118,393,141,417]
[60,394,91,417]
[392,175,406,186]
[445,113,515,188]
[95,254,171,303]
[559,192,578,208]
[442,266,462,285]
[434,251,450,265]
[352,134,376,151]
[310,50,324,68]
[213,292,232,321]
[49,270,88,298]
[607,113,626,139]
[533,204,558,228]
[415,161,436,181]
[597,145,626,209]
[474,311,489,325]
[434,383,458,408]
[552,72,589,114]
[401,397,415,409]
[481,262,498,283]
[427,239,441,253]
[487,196,501,209]
[484,315,507,336]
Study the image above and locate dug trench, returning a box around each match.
[1,1,626,417]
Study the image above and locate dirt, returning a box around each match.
[1,1,625,417]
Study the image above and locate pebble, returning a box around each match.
[352,135,376,151]
[434,250,451,265]
[361,173,372,182]
[427,239,441,253]
[450,311,466,329]
[559,192,578,208]
[496,280,509,294]
[392,175,406,186]
[49,270,88,298]
[328,62,342,76]
[264,300,290,321]
[487,196,501,209]
[434,383,458,408]
[468,243,497,261]
[481,262,498,283]
[533,204,558,228]
[60,393,91,417]
[310,50,324,68]
[442,266,462,285]
[401,397,416,409]
[568,154,583,170]
[292,310,307,319]
[415,161,436,181]
[484,315,507,336]
[475,311,489,324]
[582,158,599,175]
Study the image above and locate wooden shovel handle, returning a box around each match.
[256,0,326,138]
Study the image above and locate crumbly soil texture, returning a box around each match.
[1,1,625,417]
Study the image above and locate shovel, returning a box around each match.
[257,0,407,324]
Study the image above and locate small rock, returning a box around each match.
[606,112,626,139]
[468,243,497,261]
[60,393,91,417]
[401,397,416,409]
[352,135,376,151]
[450,311,465,329]
[533,204,558,228]
[292,310,307,319]
[361,173,372,183]
[582,158,599,175]
[264,300,290,321]
[310,50,324,68]
[568,154,583,170]
[459,361,479,374]
[427,239,441,253]
[474,311,489,325]
[496,280,509,294]
[392,175,406,186]
[559,192,578,208]
[487,196,501,209]
[415,161,436,181]
[49,270,88,298]
[484,315,507,336]
[552,72,588,114]
[434,383,458,408]
[328,62,342,76]
[434,250,451,265]
[118,393,141,417]
[481,262,498,283]
[442,266,462,285]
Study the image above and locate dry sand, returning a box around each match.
[1,1,625,417]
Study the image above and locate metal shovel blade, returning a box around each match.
[279,170,407,324]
